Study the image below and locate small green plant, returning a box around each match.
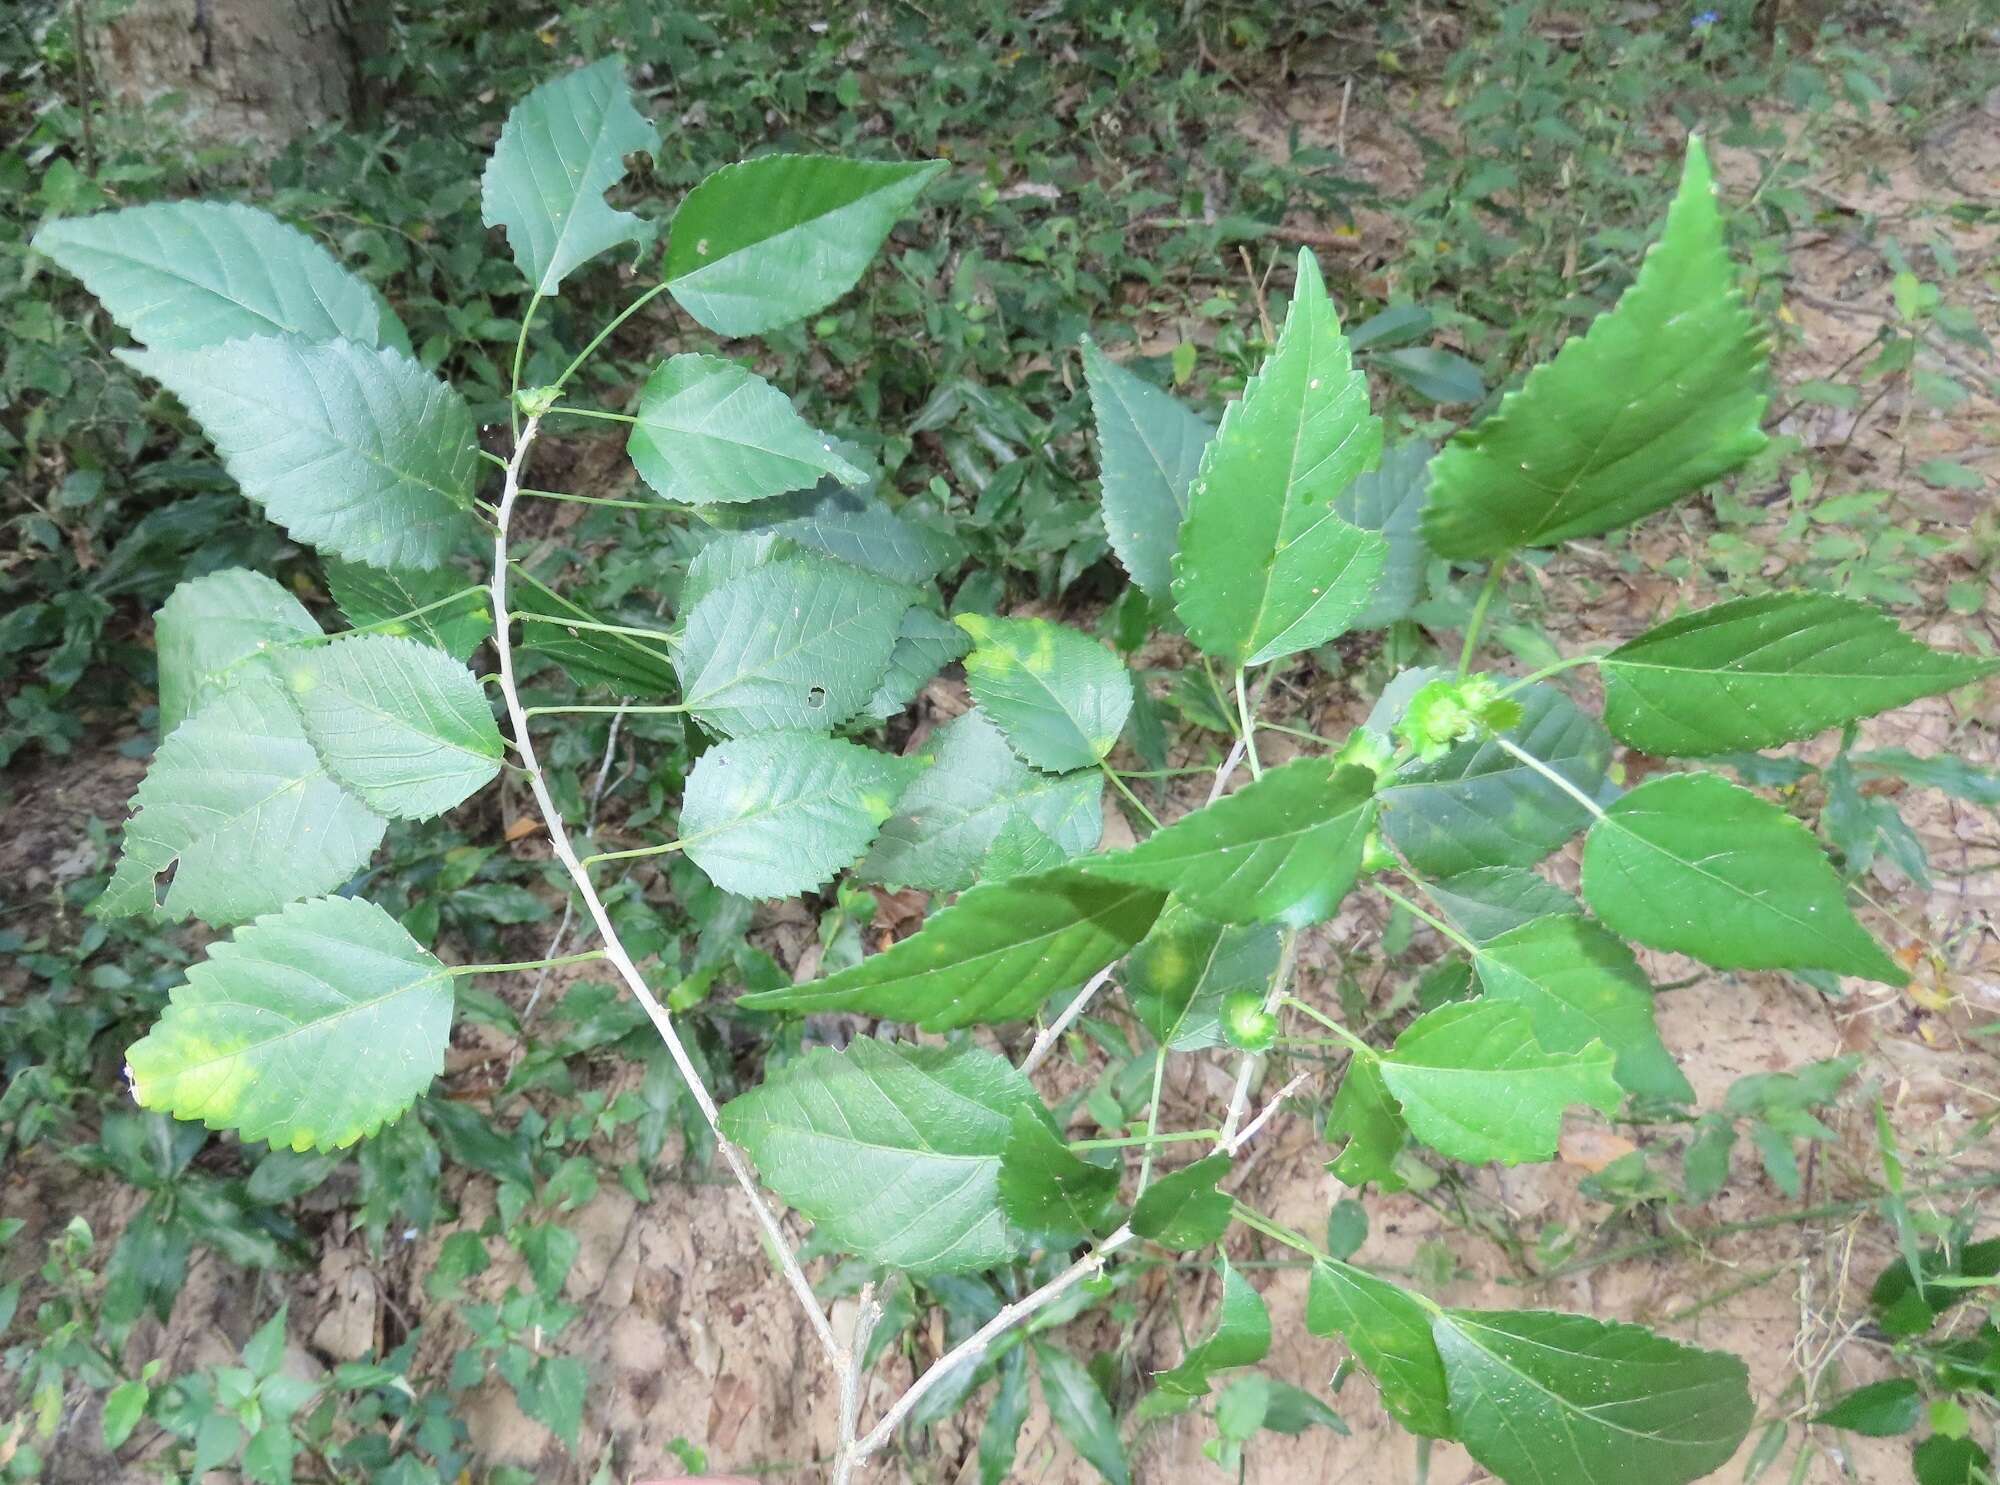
[33,55,1997,1485]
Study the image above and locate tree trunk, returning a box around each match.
[91,0,371,151]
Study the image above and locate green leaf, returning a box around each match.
[1305,1260,1451,1436]
[1375,1001,1621,1165]
[122,337,477,571]
[996,1106,1118,1243]
[1334,439,1434,630]
[957,614,1133,773]
[864,607,972,720]
[154,568,322,733]
[1035,1343,1131,1485]
[1915,1436,1992,1485]
[1600,592,1998,756]
[1475,915,1693,1104]
[33,201,390,351]
[515,585,678,696]
[98,682,385,926]
[717,1038,1031,1272]
[325,560,490,661]
[982,817,1067,880]
[665,154,946,336]
[1380,683,1612,877]
[1581,771,1902,982]
[739,867,1164,1030]
[101,1377,149,1450]
[979,1348,1030,1485]
[675,556,910,736]
[1081,336,1211,600]
[1432,1309,1755,1485]
[1422,138,1770,557]
[519,1355,588,1451]
[1157,1257,1271,1396]
[627,354,867,505]
[704,482,962,585]
[1813,1378,1921,1436]
[1173,250,1388,665]
[126,895,452,1152]
[1324,1055,1409,1191]
[1083,759,1376,927]
[858,709,1102,892]
[1374,346,1486,404]
[1425,866,1578,944]
[1123,903,1282,1052]
[480,58,660,294]
[278,635,503,821]
[1130,1153,1232,1249]
[679,734,919,898]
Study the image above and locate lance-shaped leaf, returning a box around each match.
[125,895,452,1152]
[718,1038,1032,1273]
[679,734,920,898]
[97,682,386,926]
[1374,1001,1621,1166]
[1083,759,1376,927]
[280,635,502,821]
[675,556,909,736]
[1306,1260,1451,1436]
[1157,1257,1271,1396]
[1474,915,1693,1104]
[1432,1309,1754,1485]
[996,1106,1118,1243]
[957,614,1133,773]
[739,867,1164,1030]
[1581,770,1901,982]
[325,560,490,661]
[1036,1345,1132,1485]
[1081,336,1211,600]
[1172,248,1387,666]
[627,354,866,505]
[1422,138,1770,558]
[864,607,972,720]
[665,154,946,337]
[1600,591,1998,756]
[480,57,659,294]
[154,568,322,733]
[1131,1153,1233,1249]
[1380,683,1612,878]
[123,337,477,571]
[33,201,390,351]
[1324,1055,1409,1191]
[1334,438,1434,630]
[1425,866,1579,944]
[705,483,962,585]
[859,709,1102,892]
[1124,903,1282,1052]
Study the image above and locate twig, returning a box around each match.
[1206,737,1248,804]
[1020,965,1118,1076]
[1223,1068,1313,1157]
[523,705,629,1023]
[1217,929,1301,1147]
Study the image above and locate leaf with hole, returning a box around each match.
[718,1038,1032,1273]
[957,614,1133,773]
[125,895,453,1152]
[627,354,867,505]
[1081,336,1211,600]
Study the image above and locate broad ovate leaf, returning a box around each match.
[718,1038,1032,1273]
[280,635,503,820]
[1305,1260,1451,1436]
[154,568,322,732]
[97,681,385,926]
[997,1106,1118,1244]
[125,895,452,1152]
[1130,1153,1233,1249]
[480,57,660,294]
[863,606,972,720]
[740,866,1164,1030]
[1432,1309,1754,1485]
[1172,248,1387,666]
[1375,1001,1621,1166]
[122,336,477,571]
[1424,866,1578,944]
[33,201,390,351]
[1600,591,1997,756]
[1081,336,1211,600]
[665,154,946,336]
[956,614,1133,773]
[1083,759,1376,927]
[1423,138,1769,557]
[325,560,490,661]
[1581,771,1902,982]
[859,709,1102,892]
[1334,438,1434,630]
[1475,915,1693,1104]
[627,354,866,505]
[679,734,920,898]
[675,556,910,736]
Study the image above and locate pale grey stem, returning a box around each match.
[1224,1067,1313,1157]
[1207,736,1248,804]
[523,704,628,1023]
[1490,735,1608,820]
[1019,964,1118,1076]
[490,416,842,1365]
[831,1282,886,1485]
[1217,928,1300,1148]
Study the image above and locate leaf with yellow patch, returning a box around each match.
[956,614,1133,773]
